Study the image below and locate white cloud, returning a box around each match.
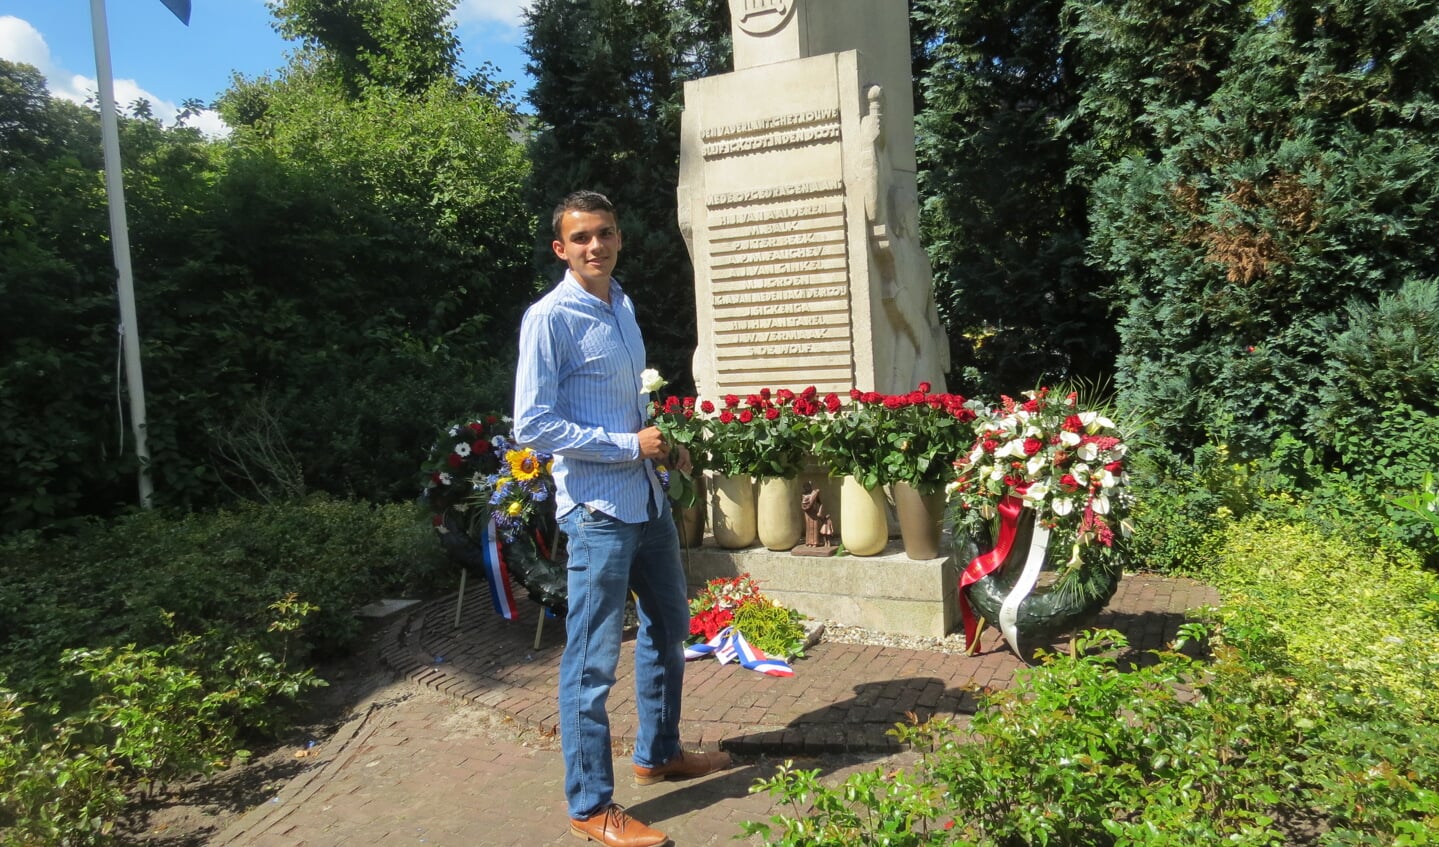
[0,15,228,138]
[452,0,532,30]
[0,15,58,74]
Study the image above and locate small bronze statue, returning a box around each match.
[793,481,837,557]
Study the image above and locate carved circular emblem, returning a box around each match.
[732,0,797,36]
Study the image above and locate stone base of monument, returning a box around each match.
[682,535,960,638]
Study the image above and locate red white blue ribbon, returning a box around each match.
[479,516,518,621]
[684,627,794,677]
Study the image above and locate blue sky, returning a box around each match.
[0,0,535,135]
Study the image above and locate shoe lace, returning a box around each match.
[602,804,634,833]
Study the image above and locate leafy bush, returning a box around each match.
[0,498,440,846]
[0,497,445,708]
[745,625,1439,845]
[1210,515,1439,719]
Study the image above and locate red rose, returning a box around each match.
[447,453,463,468]
[1021,398,1041,413]
[1063,414,1084,433]
[724,394,740,408]
[919,381,932,393]
[467,422,485,433]
[1023,437,1043,456]
[824,393,842,413]
[801,385,817,398]
[473,440,490,454]
[759,387,771,400]
[765,407,780,420]
[884,395,904,410]
[682,396,695,408]
[1105,461,1124,473]
[1060,474,1081,491]
[719,409,734,424]
[701,400,715,414]
[862,391,883,404]
[664,395,681,412]
[982,439,999,453]
[739,409,754,424]
[850,388,863,400]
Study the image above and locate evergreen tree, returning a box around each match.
[1089,0,1439,462]
[522,0,730,394]
[914,0,1115,396]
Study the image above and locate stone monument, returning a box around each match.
[678,0,949,400]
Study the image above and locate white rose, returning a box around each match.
[639,368,667,394]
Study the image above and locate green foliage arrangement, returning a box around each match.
[687,575,807,661]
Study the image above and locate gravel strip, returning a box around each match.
[814,620,975,655]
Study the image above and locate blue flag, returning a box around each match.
[158,0,191,25]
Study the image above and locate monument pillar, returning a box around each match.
[679,0,948,399]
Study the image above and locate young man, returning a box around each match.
[513,191,731,847]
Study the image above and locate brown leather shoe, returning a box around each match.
[569,803,670,847]
[632,750,733,786]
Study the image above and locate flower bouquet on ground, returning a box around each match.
[687,574,808,662]
[945,388,1134,656]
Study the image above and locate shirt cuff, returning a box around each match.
[614,431,642,462]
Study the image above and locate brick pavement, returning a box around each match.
[213,574,1216,846]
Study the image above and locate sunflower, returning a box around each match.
[507,448,544,481]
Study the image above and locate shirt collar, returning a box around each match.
[561,269,624,307]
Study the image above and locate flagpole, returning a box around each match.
[88,0,154,508]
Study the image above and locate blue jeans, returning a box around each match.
[557,500,689,819]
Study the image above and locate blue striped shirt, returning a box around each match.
[513,271,665,523]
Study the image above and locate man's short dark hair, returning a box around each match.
[552,190,617,240]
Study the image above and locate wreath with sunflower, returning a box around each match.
[421,418,568,615]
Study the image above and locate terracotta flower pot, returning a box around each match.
[892,481,946,560]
